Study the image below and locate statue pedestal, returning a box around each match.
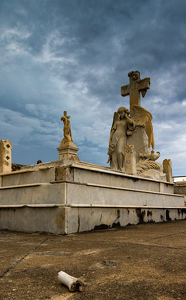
[0,161,185,234]
[57,140,79,161]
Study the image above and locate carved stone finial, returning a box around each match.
[0,140,12,173]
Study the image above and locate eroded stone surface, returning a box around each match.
[55,166,74,182]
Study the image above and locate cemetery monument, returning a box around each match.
[0,71,185,234]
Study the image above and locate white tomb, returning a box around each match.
[0,72,185,234]
[0,159,185,234]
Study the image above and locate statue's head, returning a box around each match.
[117,107,129,118]
[128,71,140,82]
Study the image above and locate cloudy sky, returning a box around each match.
[0,0,186,176]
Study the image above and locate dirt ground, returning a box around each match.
[0,220,186,300]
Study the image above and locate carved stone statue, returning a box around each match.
[61,111,73,144]
[57,111,79,162]
[120,70,155,163]
[107,107,135,171]
[107,71,168,181]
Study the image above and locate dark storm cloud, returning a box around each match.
[2,0,185,99]
[0,0,186,174]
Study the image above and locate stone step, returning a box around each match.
[0,182,65,206]
[0,181,184,207]
[0,163,174,195]
[0,167,56,187]
[62,163,175,194]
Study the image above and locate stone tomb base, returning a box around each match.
[0,161,185,234]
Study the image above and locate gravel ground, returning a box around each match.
[0,220,186,300]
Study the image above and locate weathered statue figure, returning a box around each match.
[107,107,135,171]
[57,111,79,162]
[61,111,73,144]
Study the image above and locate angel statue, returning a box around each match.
[107,107,135,171]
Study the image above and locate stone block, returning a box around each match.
[124,145,136,175]
[163,159,173,183]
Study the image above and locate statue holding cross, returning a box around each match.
[108,70,159,175]
[121,70,155,157]
[61,111,73,144]
[57,111,79,162]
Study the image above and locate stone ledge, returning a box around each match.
[19,160,174,185]
[0,204,185,209]
[0,169,38,176]
[0,204,65,208]
[51,180,183,197]
[70,163,174,184]
[68,204,186,209]
[0,183,42,190]
[86,182,182,197]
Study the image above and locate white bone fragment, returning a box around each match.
[58,271,83,292]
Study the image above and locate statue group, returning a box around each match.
[107,71,155,172]
[59,71,172,182]
[107,104,155,172]
[107,71,170,181]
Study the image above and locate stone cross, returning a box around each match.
[64,111,67,117]
[62,111,68,119]
[121,71,150,114]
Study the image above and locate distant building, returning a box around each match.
[173,176,186,182]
